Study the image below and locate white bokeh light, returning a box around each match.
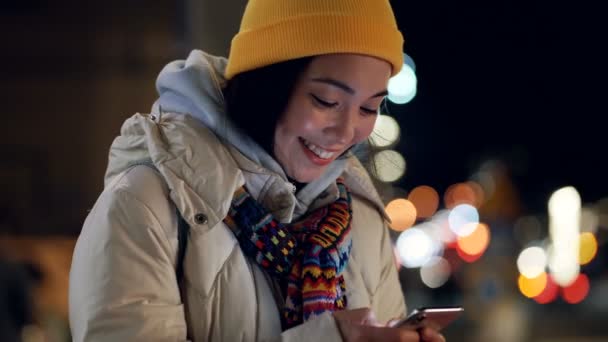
[430,209,457,243]
[387,66,417,104]
[420,256,451,288]
[417,222,445,258]
[373,150,406,182]
[517,246,547,278]
[370,114,401,148]
[448,204,479,237]
[396,228,434,268]
[548,186,581,286]
[387,54,417,105]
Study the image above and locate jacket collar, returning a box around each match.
[106,113,387,231]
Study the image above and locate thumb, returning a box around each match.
[386,318,402,328]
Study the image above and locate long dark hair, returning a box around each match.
[222,57,314,156]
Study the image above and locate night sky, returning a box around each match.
[389,0,606,213]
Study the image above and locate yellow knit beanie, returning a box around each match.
[225,0,404,80]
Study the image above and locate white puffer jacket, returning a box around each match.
[69,51,406,342]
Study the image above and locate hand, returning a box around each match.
[334,308,447,342]
[418,327,446,342]
[386,318,447,342]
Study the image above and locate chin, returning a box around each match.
[289,169,324,183]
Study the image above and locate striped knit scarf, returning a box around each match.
[223,179,353,329]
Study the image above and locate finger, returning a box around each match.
[362,310,382,327]
[334,308,373,325]
[360,325,421,342]
[419,327,446,342]
[386,318,401,328]
[354,308,375,325]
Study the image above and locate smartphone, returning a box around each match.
[392,306,464,331]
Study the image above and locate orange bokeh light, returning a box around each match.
[457,223,490,256]
[519,272,548,298]
[561,273,590,304]
[385,198,417,231]
[579,232,598,265]
[408,185,439,219]
[444,183,478,208]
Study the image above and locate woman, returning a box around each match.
[69,0,446,341]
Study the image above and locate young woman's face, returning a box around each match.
[274,54,392,183]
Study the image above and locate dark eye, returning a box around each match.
[310,94,338,108]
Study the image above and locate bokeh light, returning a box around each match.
[457,223,490,256]
[549,186,582,214]
[420,257,451,288]
[548,186,582,287]
[519,272,548,298]
[387,55,417,104]
[456,247,484,263]
[373,150,406,182]
[370,114,400,148]
[429,210,457,244]
[561,273,590,304]
[408,185,439,219]
[546,243,581,288]
[385,198,417,231]
[578,232,598,265]
[448,204,479,237]
[396,228,435,268]
[444,182,480,208]
[416,222,445,258]
[533,274,559,304]
[517,246,547,279]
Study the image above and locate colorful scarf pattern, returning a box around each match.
[224,179,353,329]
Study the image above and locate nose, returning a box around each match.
[325,107,358,145]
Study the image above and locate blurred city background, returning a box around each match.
[1,0,606,341]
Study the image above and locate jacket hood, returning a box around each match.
[152,50,280,176]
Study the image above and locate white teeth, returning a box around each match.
[302,139,335,159]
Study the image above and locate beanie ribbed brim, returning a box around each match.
[225,14,404,80]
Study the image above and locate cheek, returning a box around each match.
[355,117,377,143]
[274,122,302,161]
[274,124,292,153]
[282,107,324,137]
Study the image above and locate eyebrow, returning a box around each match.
[310,77,388,98]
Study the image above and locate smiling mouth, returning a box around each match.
[299,138,337,160]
